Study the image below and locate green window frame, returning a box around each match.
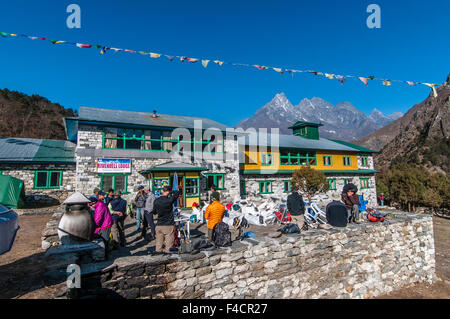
[240,180,247,196]
[343,156,351,166]
[283,180,291,193]
[360,178,370,189]
[205,173,226,190]
[99,174,129,194]
[184,177,200,198]
[258,181,273,194]
[327,178,337,191]
[34,170,63,189]
[280,150,317,166]
[261,152,273,165]
[360,156,369,167]
[102,127,224,154]
[343,178,352,185]
[323,156,332,166]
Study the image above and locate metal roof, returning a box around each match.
[328,139,378,153]
[75,106,232,131]
[0,138,76,163]
[239,133,364,152]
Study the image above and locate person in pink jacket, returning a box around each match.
[94,190,113,249]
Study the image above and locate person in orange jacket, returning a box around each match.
[205,191,225,240]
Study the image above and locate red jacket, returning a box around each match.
[94,201,113,234]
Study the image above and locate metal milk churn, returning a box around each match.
[58,192,95,245]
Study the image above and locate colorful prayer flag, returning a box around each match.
[423,83,438,98]
[150,53,162,58]
[336,75,346,84]
[186,58,199,63]
[406,81,415,86]
[202,59,210,68]
[382,80,392,86]
[358,77,368,85]
[76,43,92,48]
[166,55,174,61]
[272,67,283,73]
[214,60,224,66]
[325,73,335,79]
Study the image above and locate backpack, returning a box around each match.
[275,211,291,222]
[280,223,301,234]
[173,226,180,247]
[212,222,232,247]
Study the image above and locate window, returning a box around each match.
[103,127,224,153]
[34,171,62,189]
[327,178,337,190]
[205,173,225,190]
[261,153,273,165]
[343,156,351,166]
[360,156,369,167]
[185,178,200,197]
[323,156,332,166]
[258,181,273,194]
[283,180,291,193]
[360,178,370,189]
[240,180,246,196]
[100,174,129,194]
[343,178,352,185]
[153,178,170,193]
[280,149,317,166]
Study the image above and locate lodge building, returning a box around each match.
[0,106,379,208]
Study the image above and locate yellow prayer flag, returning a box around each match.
[150,53,161,58]
[202,59,210,68]
[214,60,224,66]
[55,41,66,44]
[325,73,334,79]
[382,80,392,86]
[423,83,438,98]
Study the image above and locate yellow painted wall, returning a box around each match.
[241,147,358,171]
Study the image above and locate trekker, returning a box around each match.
[105,189,115,205]
[94,190,113,251]
[325,193,348,227]
[110,190,127,248]
[151,186,181,254]
[287,185,306,230]
[208,186,217,203]
[341,183,362,223]
[205,191,225,240]
[141,186,156,241]
[135,185,147,231]
[88,187,100,214]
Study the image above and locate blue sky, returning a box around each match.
[0,0,449,126]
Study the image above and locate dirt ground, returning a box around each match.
[1,212,449,299]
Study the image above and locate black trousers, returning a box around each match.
[142,210,156,237]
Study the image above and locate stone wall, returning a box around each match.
[0,163,76,206]
[72,213,436,299]
[242,174,377,207]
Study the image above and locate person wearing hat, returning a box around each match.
[94,190,113,251]
[110,190,128,248]
[204,191,225,240]
[341,183,362,223]
[135,185,147,231]
[88,187,100,214]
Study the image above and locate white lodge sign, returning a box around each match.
[97,158,131,173]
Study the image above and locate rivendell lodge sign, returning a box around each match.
[97,158,132,174]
